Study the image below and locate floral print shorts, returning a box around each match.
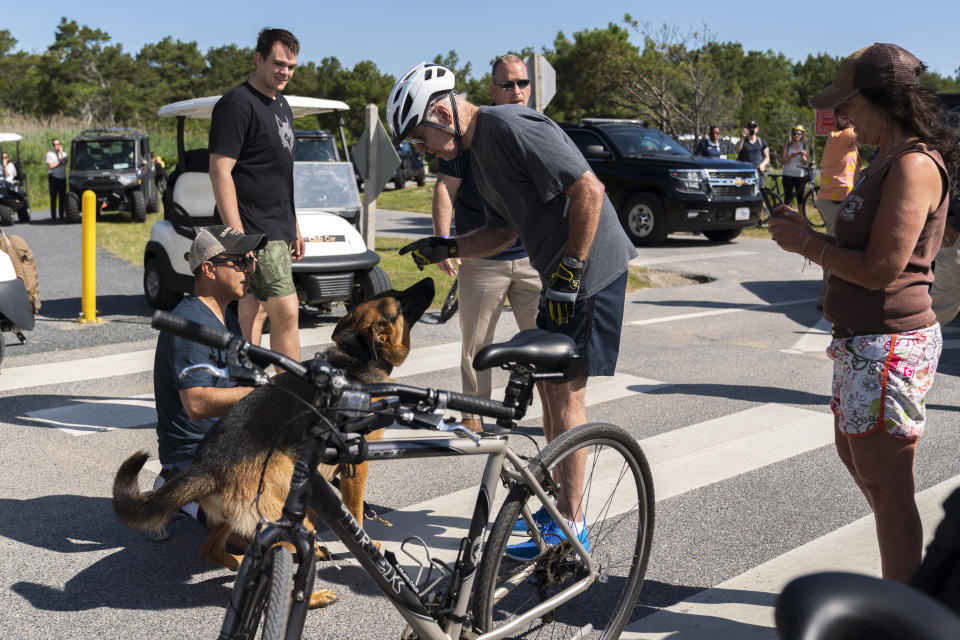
[827,325,942,441]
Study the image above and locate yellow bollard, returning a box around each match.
[79,189,101,323]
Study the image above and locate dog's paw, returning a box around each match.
[308,589,338,609]
[315,543,331,561]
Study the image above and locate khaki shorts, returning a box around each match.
[827,324,942,441]
[248,240,295,301]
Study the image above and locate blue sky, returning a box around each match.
[4,0,958,83]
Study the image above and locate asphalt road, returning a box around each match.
[1,216,958,639]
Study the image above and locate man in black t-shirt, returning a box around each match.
[209,28,303,363]
[431,54,541,434]
[735,119,770,177]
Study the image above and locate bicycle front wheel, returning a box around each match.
[474,422,655,639]
[227,544,294,640]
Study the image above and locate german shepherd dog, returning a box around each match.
[112,278,434,608]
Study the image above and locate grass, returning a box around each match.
[96,211,162,265]
[373,185,434,214]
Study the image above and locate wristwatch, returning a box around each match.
[561,256,585,270]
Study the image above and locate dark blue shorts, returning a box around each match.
[537,270,627,377]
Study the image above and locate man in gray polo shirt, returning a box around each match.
[390,63,637,560]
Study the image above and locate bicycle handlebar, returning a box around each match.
[153,310,232,349]
[152,311,309,378]
[151,311,518,423]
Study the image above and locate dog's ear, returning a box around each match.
[332,307,382,360]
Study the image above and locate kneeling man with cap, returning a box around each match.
[150,225,266,538]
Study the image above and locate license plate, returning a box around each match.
[735,207,750,221]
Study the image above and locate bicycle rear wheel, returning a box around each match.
[474,422,655,639]
[439,278,459,323]
[225,544,294,640]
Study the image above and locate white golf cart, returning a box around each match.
[143,95,389,311]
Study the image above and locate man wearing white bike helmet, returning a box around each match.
[392,62,637,561]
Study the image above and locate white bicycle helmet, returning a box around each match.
[387,62,456,142]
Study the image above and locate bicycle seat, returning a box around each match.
[473,329,577,371]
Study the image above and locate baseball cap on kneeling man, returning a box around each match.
[189,225,267,272]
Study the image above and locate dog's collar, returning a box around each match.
[336,341,394,376]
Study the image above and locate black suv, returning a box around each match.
[67,129,157,222]
[392,140,426,189]
[560,119,762,245]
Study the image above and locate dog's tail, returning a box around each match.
[112,451,216,531]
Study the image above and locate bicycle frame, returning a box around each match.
[222,429,600,640]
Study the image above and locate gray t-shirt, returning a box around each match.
[469,105,637,297]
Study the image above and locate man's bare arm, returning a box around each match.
[179,385,254,421]
[209,153,242,232]
[563,171,605,261]
[432,174,463,276]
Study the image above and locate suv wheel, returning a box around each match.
[0,204,13,226]
[65,192,81,222]
[416,170,426,187]
[347,266,391,310]
[130,190,147,222]
[393,176,405,190]
[144,258,183,309]
[703,229,742,243]
[621,193,667,246]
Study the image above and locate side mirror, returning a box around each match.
[584,145,612,160]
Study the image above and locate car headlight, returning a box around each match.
[117,173,138,185]
[670,168,706,194]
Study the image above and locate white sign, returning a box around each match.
[524,54,556,113]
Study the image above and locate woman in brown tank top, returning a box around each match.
[770,43,958,583]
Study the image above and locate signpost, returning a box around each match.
[815,110,836,136]
[524,54,556,113]
[354,104,401,250]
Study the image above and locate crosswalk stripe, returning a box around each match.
[621,474,960,639]
[0,324,338,393]
[627,298,818,327]
[23,394,155,435]
[781,316,831,354]
[336,403,834,572]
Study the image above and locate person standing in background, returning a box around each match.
[694,125,723,158]
[780,124,810,207]
[736,120,770,177]
[45,139,67,221]
[209,28,304,363]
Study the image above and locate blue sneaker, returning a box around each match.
[505,518,589,562]
[511,505,553,535]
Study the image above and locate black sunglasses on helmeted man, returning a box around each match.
[493,79,531,90]
[208,254,255,270]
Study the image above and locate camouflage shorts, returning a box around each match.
[248,240,295,301]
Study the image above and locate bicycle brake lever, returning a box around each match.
[178,362,270,386]
[179,362,229,380]
[438,423,482,445]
